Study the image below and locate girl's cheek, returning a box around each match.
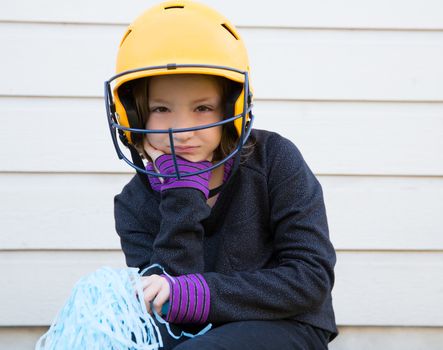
[146,135,164,149]
[146,116,165,130]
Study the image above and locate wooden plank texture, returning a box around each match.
[333,252,443,326]
[0,173,442,251]
[1,1,442,346]
[2,0,443,30]
[0,251,442,326]
[330,327,443,350]
[1,97,442,175]
[1,23,443,101]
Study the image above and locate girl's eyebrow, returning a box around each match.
[149,98,170,104]
[192,96,220,104]
[149,97,220,104]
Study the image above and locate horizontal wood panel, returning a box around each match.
[330,326,443,350]
[0,251,442,326]
[0,327,48,350]
[254,101,443,176]
[1,326,443,350]
[0,251,126,326]
[321,176,443,250]
[2,0,443,30]
[1,23,443,101]
[0,173,127,250]
[333,252,443,326]
[0,173,442,251]
[2,2,442,343]
[1,98,442,175]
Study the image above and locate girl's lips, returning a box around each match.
[173,146,199,153]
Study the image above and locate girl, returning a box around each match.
[105,1,338,349]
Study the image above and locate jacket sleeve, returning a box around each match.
[114,177,157,272]
[114,176,211,276]
[202,137,336,322]
[150,188,211,275]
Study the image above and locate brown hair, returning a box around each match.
[130,74,250,162]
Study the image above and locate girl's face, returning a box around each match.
[146,74,223,162]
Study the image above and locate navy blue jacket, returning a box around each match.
[114,129,338,340]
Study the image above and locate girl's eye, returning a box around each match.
[151,106,169,113]
[195,105,213,112]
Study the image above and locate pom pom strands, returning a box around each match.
[36,267,162,350]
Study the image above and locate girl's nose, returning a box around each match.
[173,129,194,143]
[172,113,195,142]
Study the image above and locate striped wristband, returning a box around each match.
[146,155,212,199]
[162,273,210,324]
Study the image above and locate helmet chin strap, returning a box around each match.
[128,144,152,191]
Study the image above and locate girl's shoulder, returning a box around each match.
[246,128,306,174]
[244,129,319,191]
[115,174,158,210]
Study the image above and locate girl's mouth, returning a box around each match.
[173,146,199,153]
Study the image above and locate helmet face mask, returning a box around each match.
[105,64,254,179]
[104,1,254,179]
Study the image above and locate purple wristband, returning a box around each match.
[154,155,212,199]
[162,273,210,324]
[147,156,233,196]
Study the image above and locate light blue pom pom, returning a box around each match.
[35,266,211,349]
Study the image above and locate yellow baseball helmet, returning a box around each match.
[105,0,254,177]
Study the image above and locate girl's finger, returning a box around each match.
[143,139,164,163]
[140,275,157,290]
[143,139,157,154]
[136,277,151,298]
[152,285,170,316]
[143,137,154,152]
[143,281,163,314]
[135,276,153,298]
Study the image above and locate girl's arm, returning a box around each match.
[114,179,158,271]
[200,136,336,323]
[115,178,210,323]
[150,187,210,275]
[115,177,210,276]
[150,147,335,324]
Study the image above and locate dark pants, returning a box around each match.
[157,319,331,350]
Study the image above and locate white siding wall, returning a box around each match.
[1,1,442,349]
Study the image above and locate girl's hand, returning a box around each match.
[143,136,214,163]
[143,137,164,163]
[140,274,170,316]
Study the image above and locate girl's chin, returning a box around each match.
[179,154,207,163]
[165,152,209,163]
